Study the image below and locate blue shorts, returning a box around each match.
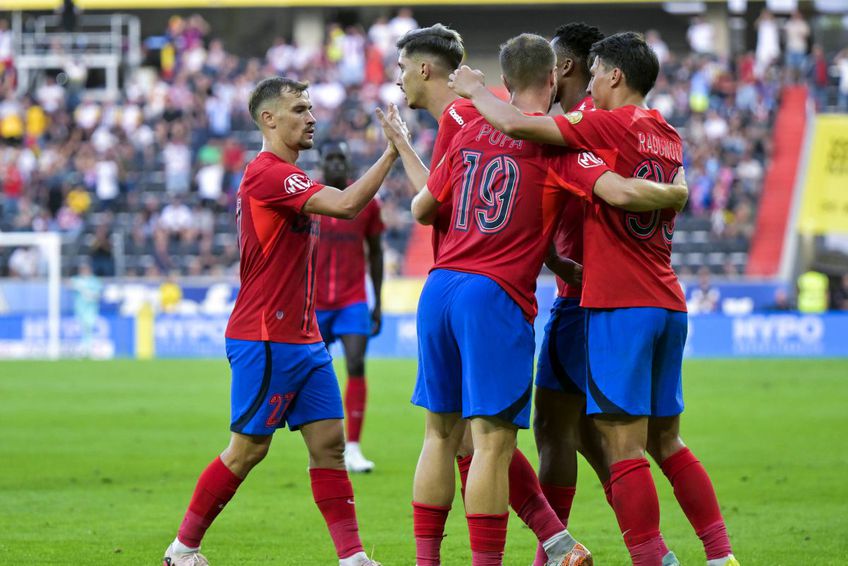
[585,307,686,417]
[316,302,370,344]
[412,269,534,429]
[536,297,587,396]
[226,339,344,435]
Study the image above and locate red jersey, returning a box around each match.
[427,115,611,321]
[226,152,325,344]
[553,96,595,299]
[428,98,480,262]
[315,199,384,310]
[552,105,687,311]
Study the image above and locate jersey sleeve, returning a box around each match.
[546,150,612,202]
[254,162,326,212]
[426,142,456,203]
[552,109,620,153]
[365,199,385,237]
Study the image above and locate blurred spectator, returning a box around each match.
[689,266,720,314]
[160,271,183,313]
[797,270,829,313]
[809,45,830,109]
[0,19,12,72]
[389,8,418,44]
[755,9,780,76]
[687,16,715,56]
[837,48,848,112]
[8,246,41,278]
[783,11,810,82]
[646,30,669,65]
[90,225,116,277]
[768,287,793,312]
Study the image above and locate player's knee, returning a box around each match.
[310,435,346,469]
[346,359,365,378]
[647,429,684,463]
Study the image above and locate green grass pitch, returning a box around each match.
[1,359,847,565]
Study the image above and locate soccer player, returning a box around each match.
[382,33,688,566]
[315,141,385,473]
[532,22,610,566]
[162,77,396,566]
[450,32,738,566]
[395,24,587,565]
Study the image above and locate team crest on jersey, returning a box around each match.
[578,152,604,168]
[564,111,583,124]
[284,173,313,194]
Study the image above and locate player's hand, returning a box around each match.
[370,304,382,337]
[448,65,486,99]
[376,104,409,154]
[565,262,583,287]
[376,107,400,157]
[671,166,688,212]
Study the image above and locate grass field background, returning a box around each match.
[1,358,847,565]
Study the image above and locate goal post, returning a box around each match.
[0,232,61,360]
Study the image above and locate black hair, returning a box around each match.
[499,33,555,91]
[552,22,605,76]
[396,23,465,72]
[248,77,309,124]
[589,31,659,96]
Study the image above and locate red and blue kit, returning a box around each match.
[552,105,687,417]
[225,151,343,435]
[428,98,480,261]
[316,199,384,342]
[413,115,610,429]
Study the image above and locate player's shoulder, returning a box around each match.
[442,97,480,129]
[633,107,681,138]
[246,152,315,194]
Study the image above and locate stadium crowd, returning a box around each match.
[0,10,845,279]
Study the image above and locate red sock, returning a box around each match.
[533,485,577,566]
[508,449,564,543]
[413,502,450,566]
[310,468,364,559]
[602,480,613,508]
[344,376,366,443]
[609,458,663,563]
[467,513,508,566]
[177,456,243,548]
[457,454,472,502]
[661,448,732,560]
[628,535,668,566]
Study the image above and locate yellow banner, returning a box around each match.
[2,0,722,8]
[798,114,848,235]
[0,0,60,8]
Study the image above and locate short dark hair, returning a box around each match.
[396,24,465,72]
[589,31,659,96]
[552,22,604,76]
[248,77,309,124]
[321,141,350,160]
[499,33,555,92]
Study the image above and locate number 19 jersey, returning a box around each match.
[427,115,611,321]
[552,105,687,312]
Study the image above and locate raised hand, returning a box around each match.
[448,65,486,98]
[376,104,411,149]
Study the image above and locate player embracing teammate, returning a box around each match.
[452,30,739,566]
[387,28,689,566]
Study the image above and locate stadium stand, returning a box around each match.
[0,9,845,281]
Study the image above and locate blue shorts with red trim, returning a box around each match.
[535,297,587,396]
[585,307,686,417]
[226,338,344,435]
[412,269,534,429]
[316,302,370,343]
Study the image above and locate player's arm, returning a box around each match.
[365,232,384,336]
[544,244,583,287]
[304,120,399,219]
[593,168,688,212]
[411,187,440,225]
[377,104,430,192]
[448,66,565,145]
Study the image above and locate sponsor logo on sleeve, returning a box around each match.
[448,106,465,127]
[564,111,583,125]
[577,152,605,169]
[284,173,313,194]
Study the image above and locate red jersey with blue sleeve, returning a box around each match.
[428,98,480,262]
[315,199,384,310]
[552,105,687,311]
[553,96,595,299]
[427,115,611,321]
[225,151,325,344]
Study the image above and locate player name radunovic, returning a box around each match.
[637,131,683,162]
